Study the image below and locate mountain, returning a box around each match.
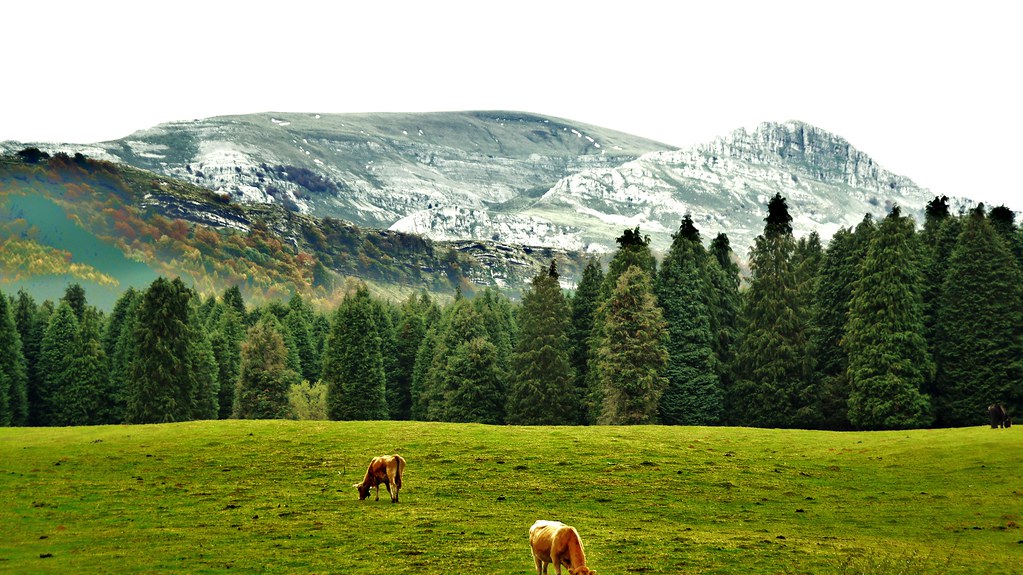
[3,112,946,257]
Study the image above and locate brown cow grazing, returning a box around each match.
[988,404,1012,428]
[354,454,405,503]
[529,520,596,575]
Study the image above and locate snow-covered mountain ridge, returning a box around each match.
[2,113,951,257]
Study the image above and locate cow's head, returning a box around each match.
[569,567,595,575]
[353,482,370,500]
[1006,417,1013,428]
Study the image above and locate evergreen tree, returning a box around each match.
[933,207,1023,425]
[62,283,87,322]
[706,233,740,408]
[919,196,962,384]
[125,277,195,424]
[286,294,318,383]
[601,227,657,299]
[222,285,247,319]
[595,266,669,425]
[189,309,220,420]
[731,193,816,428]
[845,207,932,429]
[210,307,245,419]
[0,292,28,426]
[322,286,388,420]
[655,216,721,425]
[507,262,578,425]
[12,290,39,425]
[410,326,440,420]
[37,302,78,426]
[987,205,1023,268]
[569,258,603,424]
[372,299,399,417]
[810,220,874,430]
[446,336,503,423]
[64,308,110,425]
[234,316,299,419]
[108,292,143,424]
[391,293,435,420]
[104,288,140,363]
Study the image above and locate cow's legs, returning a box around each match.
[531,552,546,575]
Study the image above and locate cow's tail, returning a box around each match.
[395,456,405,490]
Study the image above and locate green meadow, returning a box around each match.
[1,421,1019,574]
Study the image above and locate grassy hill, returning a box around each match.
[1,421,1019,574]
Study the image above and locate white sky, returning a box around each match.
[4,1,1021,211]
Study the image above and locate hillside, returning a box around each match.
[1,421,1019,574]
[0,152,586,309]
[1,112,946,256]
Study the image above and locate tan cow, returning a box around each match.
[529,520,596,575]
[353,454,406,503]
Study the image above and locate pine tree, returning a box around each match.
[391,293,435,420]
[446,336,503,424]
[126,277,195,424]
[410,326,440,420]
[919,196,962,387]
[810,220,874,430]
[37,302,78,426]
[0,292,28,426]
[62,283,87,322]
[64,308,110,425]
[933,207,1023,425]
[107,294,141,424]
[25,301,53,425]
[210,307,245,419]
[12,290,39,426]
[595,266,669,425]
[731,193,815,428]
[322,286,388,420]
[844,207,933,429]
[507,262,577,425]
[234,316,299,419]
[286,293,318,383]
[655,216,721,425]
[569,258,603,424]
[222,285,247,319]
[189,309,220,420]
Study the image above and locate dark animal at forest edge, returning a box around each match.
[354,454,405,502]
[529,520,596,575]
[988,404,1012,428]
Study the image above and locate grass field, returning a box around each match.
[1,421,1020,574]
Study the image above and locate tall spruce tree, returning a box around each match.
[322,286,388,420]
[189,308,220,421]
[844,207,933,429]
[588,227,658,423]
[210,307,245,419]
[507,261,578,425]
[655,216,721,425]
[391,293,435,420]
[108,291,143,424]
[65,308,111,425]
[919,196,962,387]
[12,290,38,426]
[810,218,875,430]
[595,266,669,424]
[286,294,318,383]
[0,292,28,426]
[731,193,816,428]
[569,258,603,424]
[126,277,195,424]
[933,207,1023,425]
[37,302,78,426]
[234,316,299,419]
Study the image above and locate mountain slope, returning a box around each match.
[2,113,947,259]
[0,152,585,309]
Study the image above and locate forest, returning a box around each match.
[0,193,1019,431]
